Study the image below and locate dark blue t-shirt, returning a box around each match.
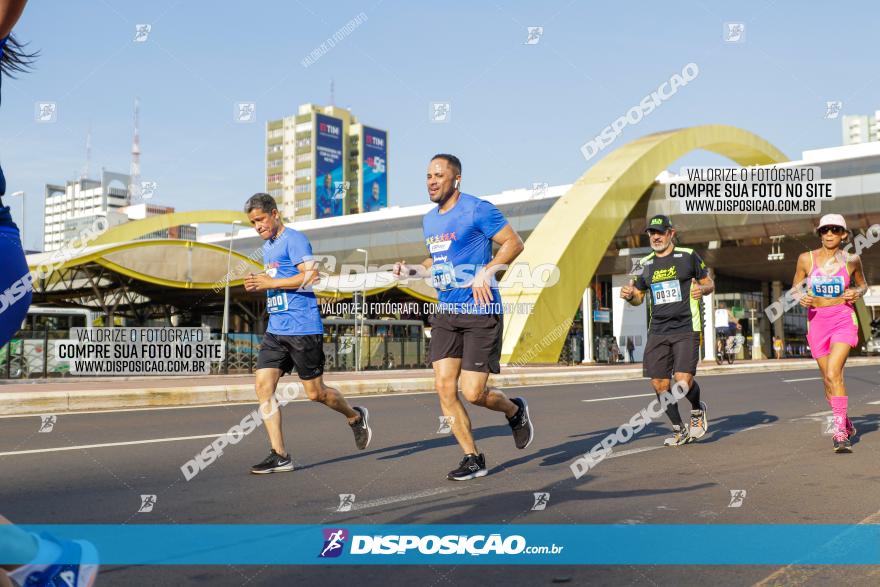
[422,192,508,314]
[262,227,323,336]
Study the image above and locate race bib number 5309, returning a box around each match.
[811,275,845,298]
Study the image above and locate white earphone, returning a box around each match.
[454,179,460,190]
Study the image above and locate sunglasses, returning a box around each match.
[646,229,669,236]
[818,226,846,235]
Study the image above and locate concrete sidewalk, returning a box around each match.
[1,358,877,415]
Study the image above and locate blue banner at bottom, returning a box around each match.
[2,525,878,565]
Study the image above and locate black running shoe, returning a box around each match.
[350,406,372,450]
[447,453,488,481]
[250,449,294,474]
[833,433,852,454]
[508,397,534,449]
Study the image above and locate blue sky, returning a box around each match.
[1,0,875,250]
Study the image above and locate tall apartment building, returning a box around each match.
[842,111,880,145]
[266,103,388,221]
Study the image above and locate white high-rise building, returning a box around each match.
[43,171,131,251]
[43,171,197,251]
[842,111,880,145]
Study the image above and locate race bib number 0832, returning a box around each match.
[651,280,682,305]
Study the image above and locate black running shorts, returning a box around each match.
[715,327,732,339]
[642,331,701,379]
[429,312,503,374]
[256,332,325,380]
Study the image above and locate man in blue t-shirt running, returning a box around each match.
[243,193,372,475]
[394,154,535,481]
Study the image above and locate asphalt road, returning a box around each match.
[2,364,879,586]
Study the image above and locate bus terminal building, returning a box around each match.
[20,126,880,372]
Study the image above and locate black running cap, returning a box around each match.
[645,215,673,232]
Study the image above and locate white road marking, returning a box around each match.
[582,393,655,403]
[805,410,833,417]
[607,446,664,459]
[0,402,252,419]
[327,486,456,512]
[0,433,226,457]
[0,390,441,419]
[737,423,775,432]
[783,377,823,383]
[791,411,832,423]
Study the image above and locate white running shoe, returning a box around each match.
[689,401,709,440]
[663,424,690,446]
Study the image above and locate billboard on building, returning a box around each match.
[361,127,387,212]
[315,113,344,219]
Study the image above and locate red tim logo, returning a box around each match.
[318,528,348,558]
[319,123,340,136]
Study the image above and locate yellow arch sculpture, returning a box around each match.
[92,209,251,245]
[500,124,788,364]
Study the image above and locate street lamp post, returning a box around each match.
[10,191,25,250]
[222,220,242,374]
[749,308,760,361]
[356,248,368,371]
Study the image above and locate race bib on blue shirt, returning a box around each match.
[266,289,289,313]
[431,262,456,291]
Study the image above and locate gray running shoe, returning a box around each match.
[350,406,372,450]
[508,397,535,449]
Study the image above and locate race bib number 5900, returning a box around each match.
[651,280,682,305]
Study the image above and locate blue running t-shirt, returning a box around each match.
[422,193,508,314]
[262,227,323,335]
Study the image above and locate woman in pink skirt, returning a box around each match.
[790,214,868,453]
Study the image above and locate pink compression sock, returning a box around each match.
[827,395,853,430]
[829,396,849,436]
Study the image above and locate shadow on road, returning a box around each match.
[294,425,512,472]
[299,409,783,474]
[338,477,716,525]
[697,410,779,444]
[848,413,880,445]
